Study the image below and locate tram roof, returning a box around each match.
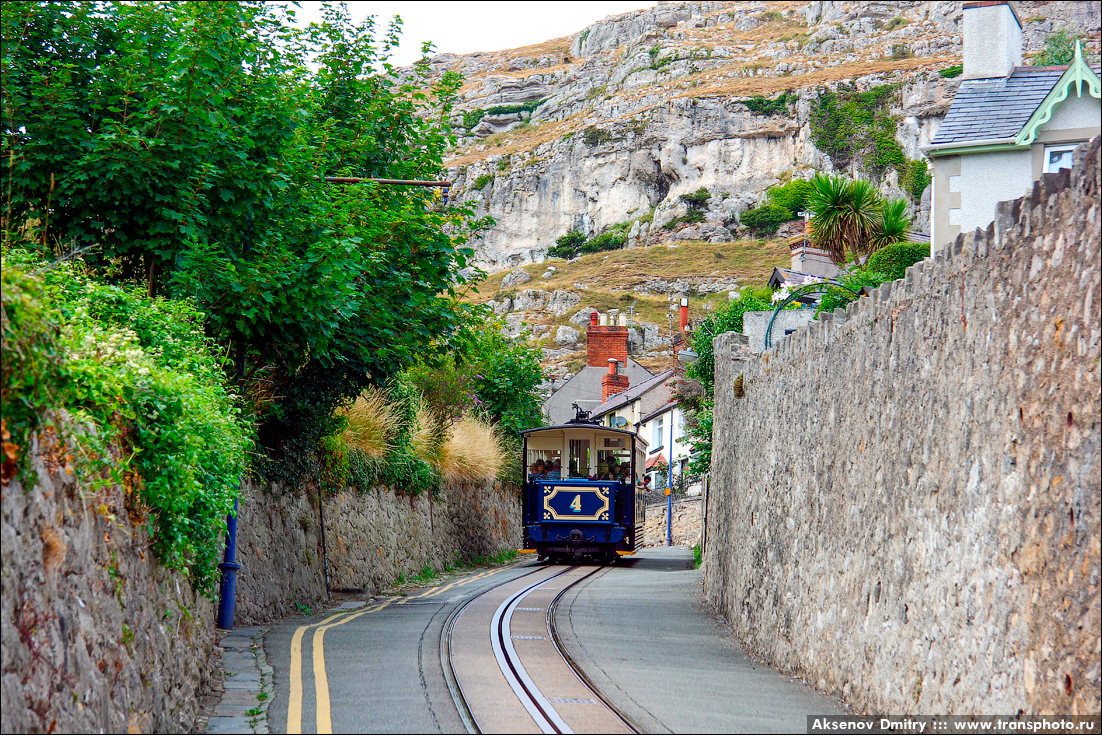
[520,423,649,448]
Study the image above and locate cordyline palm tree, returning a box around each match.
[869,197,913,252]
[807,174,888,264]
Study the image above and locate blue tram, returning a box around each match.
[519,409,647,563]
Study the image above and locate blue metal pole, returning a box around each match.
[216,498,241,630]
[667,407,674,546]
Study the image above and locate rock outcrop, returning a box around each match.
[418,1,1098,272]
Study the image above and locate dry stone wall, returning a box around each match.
[228,480,521,624]
[704,138,1101,715]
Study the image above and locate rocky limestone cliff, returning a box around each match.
[416,1,1099,273]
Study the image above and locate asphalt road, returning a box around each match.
[555,546,849,733]
[261,548,847,734]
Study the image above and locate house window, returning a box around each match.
[651,416,664,449]
[1044,144,1077,173]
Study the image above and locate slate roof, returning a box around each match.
[589,369,675,419]
[932,65,1101,145]
[543,358,654,426]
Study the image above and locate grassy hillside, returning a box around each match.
[464,236,790,372]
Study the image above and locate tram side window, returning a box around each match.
[568,439,591,478]
[597,448,631,481]
[527,449,562,480]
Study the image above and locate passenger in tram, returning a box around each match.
[545,459,561,480]
[528,460,548,481]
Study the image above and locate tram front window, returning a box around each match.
[568,439,590,478]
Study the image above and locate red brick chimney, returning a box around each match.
[601,359,630,401]
[586,311,628,368]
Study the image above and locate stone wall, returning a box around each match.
[232,480,521,624]
[643,497,702,548]
[1,431,219,734]
[704,138,1100,715]
[3,432,523,731]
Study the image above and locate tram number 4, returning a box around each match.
[570,494,582,512]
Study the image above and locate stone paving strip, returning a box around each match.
[203,626,274,735]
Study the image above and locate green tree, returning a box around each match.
[2,2,489,453]
[676,288,771,476]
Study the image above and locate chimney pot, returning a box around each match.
[607,358,618,375]
[590,310,599,326]
[600,313,609,326]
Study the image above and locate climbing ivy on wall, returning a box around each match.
[810,84,930,202]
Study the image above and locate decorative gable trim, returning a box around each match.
[1015,42,1102,146]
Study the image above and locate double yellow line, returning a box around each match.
[285,564,518,734]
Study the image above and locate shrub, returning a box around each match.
[1,249,252,594]
[766,179,812,217]
[547,230,588,259]
[582,126,613,146]
[885,16,909,31]
[740,203,792,235]
[579,230,627,255]
[472,174,494,191]
[864,241,930,281]
[1031,29,1084,66]
[679,187,712,207]
[743,91,796,116]
[939,64,963,78]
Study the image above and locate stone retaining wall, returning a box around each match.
[3,433,523,730]
[704,138,1100,714]
[643,497,702,547]
[1,432,218,734]
[223,479,522,624]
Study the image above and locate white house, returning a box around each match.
[921,1,1101,254]
[587,368,699,495]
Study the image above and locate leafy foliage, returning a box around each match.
[461,98,547,131]
[582,126,614,146]
[742,90,796,116]
[3,2,489,461]
[939,64,963,78]
[864,241,929,282]
[807,174,879,263]
[548,224,628,258]
[2,248,251,594]
[472,174,494,190]
[1031,29,1084,66]
[678,187,712,207]
[660,209,706,230]
[677,287,773,476]
[740,204,791,235]
[809,84,929,200]
[767,179,813,217]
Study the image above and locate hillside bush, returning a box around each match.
[740,203,791,235]
[766,179,813,217]
[810,84,930,201]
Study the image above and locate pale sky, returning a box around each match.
[289,1,657,66]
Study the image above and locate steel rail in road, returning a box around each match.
[443,563,637,735]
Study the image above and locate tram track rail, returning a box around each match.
[442,562,637,735]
